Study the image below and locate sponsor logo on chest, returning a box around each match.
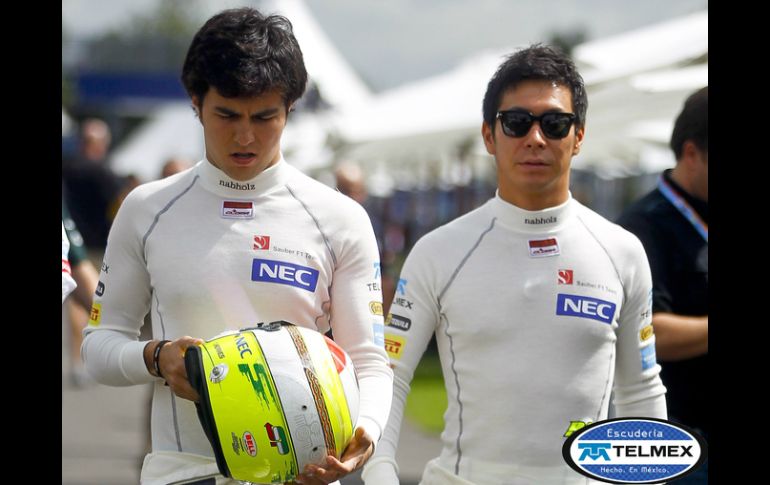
[529,237,560,258]
[251,258,319,292]
[556,293,616,324]
[253,235,270,250]
[221,200,254,219]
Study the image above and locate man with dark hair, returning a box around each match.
[82,8,392,485]
[617,87,708,482]
[363,45,666,484]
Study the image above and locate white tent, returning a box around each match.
[330,10,708,179]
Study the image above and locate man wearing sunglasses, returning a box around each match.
[363,45,667,484]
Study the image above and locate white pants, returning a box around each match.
[419,456,598,485]
[140,451,340,485]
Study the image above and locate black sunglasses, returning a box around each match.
[496,110,576,139]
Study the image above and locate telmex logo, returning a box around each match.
[563,417,707,484]
[556,294,616,325]
[251,259,319,292]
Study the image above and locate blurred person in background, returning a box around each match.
[617,86,708,483]
[62,222,76,303]
[62,200,101,387]
[363,45,667,485]
[62,118,126,249]
[160,156,193,179]
[81,8,392,485]
[335,161,397,316]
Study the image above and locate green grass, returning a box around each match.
[403,352,447,434]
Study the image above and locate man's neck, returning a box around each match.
[498,187,569,211]
[669,166,705,203]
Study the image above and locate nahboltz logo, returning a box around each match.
[524,216,557,225]
[219,180,256,191]
[563,417,707,484]
[251,258,319,292]
[556,294,616,324]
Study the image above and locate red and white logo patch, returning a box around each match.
[558,269,573,285]
[528,237,560,258]
[221,200,254,219]
[242,431,257,457]
[253,235,271,250]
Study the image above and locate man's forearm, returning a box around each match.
[652,313,708,361]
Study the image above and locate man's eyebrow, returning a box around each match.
[250,107,280,117]
[214,106,238,116]
[213,106,281,117]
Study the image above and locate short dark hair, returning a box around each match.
[670,86,708,160]
[181,8,308,109]
[482,44,587,130]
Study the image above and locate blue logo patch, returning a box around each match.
[556,294,616,324]
[373,322,385,346]
[640,344,657,370]
[251,259,319,292]
[396,278,407,295]
[563,417,707,484]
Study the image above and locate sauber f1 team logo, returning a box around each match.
[558,269,574,285]
[253,235,271,250]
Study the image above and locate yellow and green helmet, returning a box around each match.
[185,321,359,484]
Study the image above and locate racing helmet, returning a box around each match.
[185,321,359,484]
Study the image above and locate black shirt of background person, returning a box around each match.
[617,169,708,437]
[62,157,124,249]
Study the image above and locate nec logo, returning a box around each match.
[556,294,616,324]
[558,269,573,284]
[251,259,319,292]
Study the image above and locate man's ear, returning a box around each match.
[191,96,202,119]
[572,125,585,156]
[681,140,702,166]
[482,121,496,156]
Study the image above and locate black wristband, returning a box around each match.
[153,340,171,379]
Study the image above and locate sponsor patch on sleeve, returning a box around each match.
[373,322,385,347]
[384,333,406,360]
[640,344,657,370]
[88,302,102,327]
[386,313,412,331]
[369,301,383,316]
